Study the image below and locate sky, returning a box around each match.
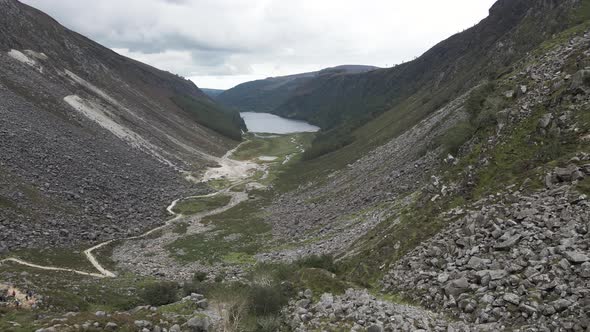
[22,0,496,89]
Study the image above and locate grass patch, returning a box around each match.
[0,263,163,313]
[232,133,313,162]
[207,178,232,191]
[6,248,96,272]
[295,268,348,299]
[577,177,590,195]
[166,191,272,264]
[158,301,197,315]
[172,222,189,234]
[222,252,256,264]
[0,195,19,211]
[172,194,231,215]
[140,281,179,306]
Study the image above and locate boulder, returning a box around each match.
[555,164,581,182]
[196,299,209,309]
[105,322,118,331]
[564,251,590,264]
[367,324,384,332]
[186,315,211,332]
[495,234,521,250]
[134,320,151,329]
[570,69,590,92]
[475,269,507,281]
[503,293,520,305]
[444,277,471,297]
[538,113,553,129]
[467,256,488,270]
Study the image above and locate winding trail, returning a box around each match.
[0,140,264,278]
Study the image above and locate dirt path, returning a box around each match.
[1,138,268,278]
[0,257,107,278]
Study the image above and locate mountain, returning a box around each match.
[201,88,225,99]
[274,0,583,160]
[0,0,242,251]
[216,65,378,113]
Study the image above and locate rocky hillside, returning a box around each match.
[0,0,241,251]
[216,65,378,114]
[250,0,590,330]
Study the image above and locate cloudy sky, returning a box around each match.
[23,0,496,89]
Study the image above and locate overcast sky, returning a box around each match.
[22,0,496,89]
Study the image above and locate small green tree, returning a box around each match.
[249,285,287,316]
[141,281,179,306]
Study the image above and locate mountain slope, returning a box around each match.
[0,0,241,251]
[275,0,582,160]
[262,3,590,329]
[216,65,378,113]
[201,88,225,99]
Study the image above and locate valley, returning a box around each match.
[1,0,590,331]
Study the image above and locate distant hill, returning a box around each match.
[216,65,378,113]
[201,88,225,99]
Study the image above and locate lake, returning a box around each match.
[240,112,320,134]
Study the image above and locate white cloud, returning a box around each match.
[22,0,497,89]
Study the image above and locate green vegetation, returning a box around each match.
[171,94,245,140]
[438,121,476,155]
[172,194,231,215]
[232,133,314,162]
[140,281,179,306]
[0,195,18,211]
[166,191,272,264]
[5,248,96,272]
[437,82,504,154]
[0,263,160,312]
[302,126,355,160]
[577,177,590,195]
[172,222,189,234]
[174,256,347,331]
[207,178,232,191]
[249,284,287,316]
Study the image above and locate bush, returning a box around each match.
[296,254,337,273]
[141,281,179,306]
[257,315,282,332]
[193,271,208,282]
[465,82,496,116]
[438,121,476,155]
[249,285,287,316]
[182,280,209,297]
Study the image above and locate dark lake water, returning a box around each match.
[240,112,320,134]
